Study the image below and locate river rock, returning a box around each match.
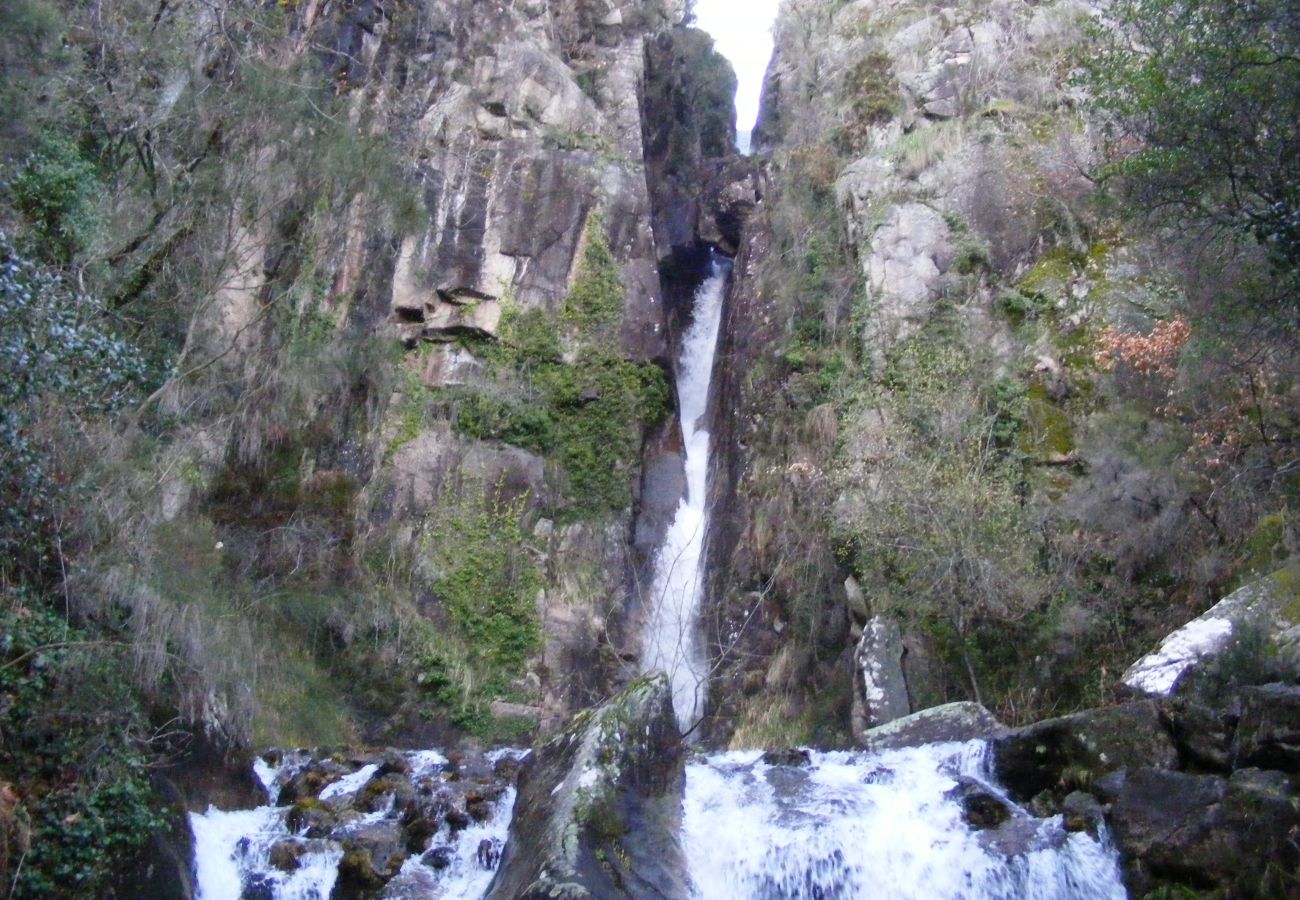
[851,616,912,741]
[1108,766,1300,897]
[1233,682,1300,772]
[945,776,1013,830]
[991,701,1178,804]
[860,701,1005,752]
[485,674,688,900]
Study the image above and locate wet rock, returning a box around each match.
[335,821,408,897]
[851,616,912,741]
[422,845,454,869]
[992,701,1178,802]
[1060,791,1105,836]
[278,759,349,804]
[486,674,687,900]
[945,776,1013,830]
[860,701,1005,752]
[1233,682,1300,772]
[286,799,339,838]
[268,838,306,872]
[761,748,811,767]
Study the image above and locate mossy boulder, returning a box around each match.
[485,675,687,900]
[1121,564,1300,702]
[991,701,1178,805]
[860,702,1006,753]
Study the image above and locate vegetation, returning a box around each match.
[0,597,164,897]
[420,490,542,734]
[452,218,670,518]
[1085,0,1300,275]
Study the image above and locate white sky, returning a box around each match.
[689,0,783,135]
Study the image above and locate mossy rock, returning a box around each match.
[1019,385,1075,458]
[1016,249,1079,302]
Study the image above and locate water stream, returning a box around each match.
[640,256,731,730]
[685,743,1128,900]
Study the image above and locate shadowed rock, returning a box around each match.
[485,674,687,900]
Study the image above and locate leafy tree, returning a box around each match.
[1085,0,1300,273]
[0,234,144,567]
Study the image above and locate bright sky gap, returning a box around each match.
[689,0,782,149]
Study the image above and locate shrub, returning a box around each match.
[0,235,144,567]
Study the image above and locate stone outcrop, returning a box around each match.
[850,616,911,740]
[1122,565,1300,700]
[486,675,687,900]
[1109,767,1300,897]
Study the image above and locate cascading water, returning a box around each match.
[190,748,523,900]
[684,742,1128,900]
[641,255,731,730]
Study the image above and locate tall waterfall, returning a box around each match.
[684,743,1128,900]
[641,255,731,730]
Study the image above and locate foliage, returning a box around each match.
[422,491,542,728]
[0,235,144,567]
[1084,0,1300,275]
[5,136,103,263]
[837,51,899,152]
[0,597,164,897]
[1095,318,1191,379]
[454,219,670,517]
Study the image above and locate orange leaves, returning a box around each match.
[1095,318,1191,379]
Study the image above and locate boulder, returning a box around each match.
[1108,766,1300,897]
[1121,565,1300,700]
[860,702,1005,753]
[485,674,688,900]
[991,701,1178,803]
[945,776,1013,830]
[850,616,911,741]
[1233,683,1300,773]
[1161,697,1234,772]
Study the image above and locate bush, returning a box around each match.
[0,597,164,897]
[0,235,144,567]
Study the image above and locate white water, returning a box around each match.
[190,749,517,900]
[684,743,1127,900]
[641,258,731,730]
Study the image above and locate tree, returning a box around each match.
[1085,0,1300,274]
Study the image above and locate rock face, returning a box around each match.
[1109,767,1300,897]
[486,675,688,900]
[992,701,1179,802]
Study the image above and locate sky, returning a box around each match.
[689,0,783,136]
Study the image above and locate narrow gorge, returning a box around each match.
[0,0,1297,898]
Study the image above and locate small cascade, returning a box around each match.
[190,748,524,900]
[684,742,1127,900]
[641,255,731,729]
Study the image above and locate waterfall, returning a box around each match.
[683,743,1128,900]
[190,749,523,900]
[641,255,731,730]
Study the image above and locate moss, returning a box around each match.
[1019,385,1076,457]
[1236,513,1290,581]
[1273,563,1300,624]
[385,367,427,461]
[1017,249,1079,301]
